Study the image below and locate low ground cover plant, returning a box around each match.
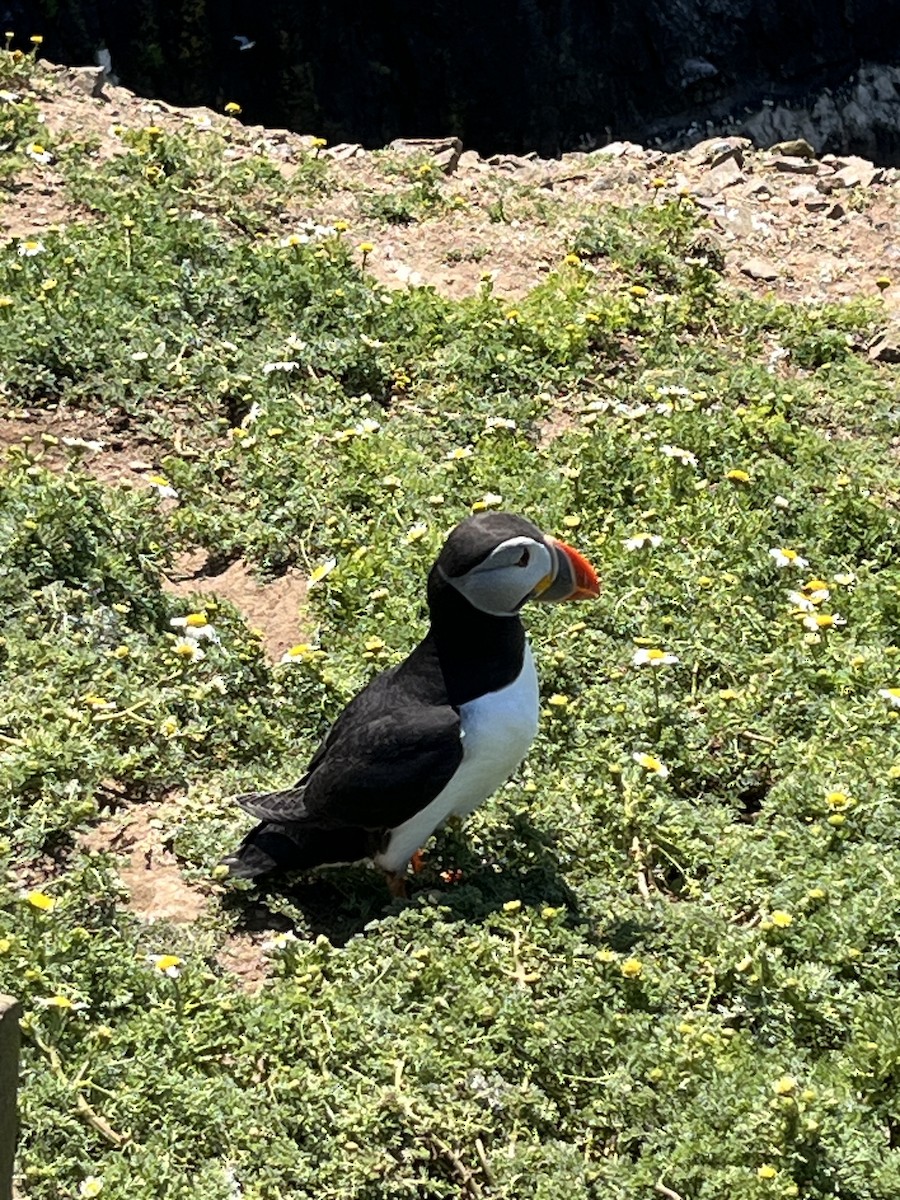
[1,50,900,1200]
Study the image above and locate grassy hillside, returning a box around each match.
[2,47,900,1200]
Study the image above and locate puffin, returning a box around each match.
[222,512,599,890]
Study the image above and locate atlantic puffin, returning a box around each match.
[222,512,599,889]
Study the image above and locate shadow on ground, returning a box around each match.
[221,812,581,946]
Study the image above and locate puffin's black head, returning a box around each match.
[429,511,599,618]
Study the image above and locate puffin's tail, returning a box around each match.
[220,821,383,881]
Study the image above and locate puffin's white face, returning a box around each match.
[444,535,556,617]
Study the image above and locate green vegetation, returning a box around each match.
[2,52,900,1200]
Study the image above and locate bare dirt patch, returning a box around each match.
[0,407,169,490]
[215,932,272,993]
[80,800,207,924]
[164,552,309,663]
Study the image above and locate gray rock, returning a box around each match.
[389,136,463,174]
[595,140,644,158]
[830,157,883,188]
[770,138,816,158]
[456,149,486,171]
[693,155,745,195]
[771,157,819,174]
[740,257,780,281]
[324,143,363,161]
[63,66,107,98]
[687,135,750,168]
[787,183,827,210]
[868,329,900,362]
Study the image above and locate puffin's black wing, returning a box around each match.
[236,683,463,833]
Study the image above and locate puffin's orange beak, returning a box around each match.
[533,536,600,603]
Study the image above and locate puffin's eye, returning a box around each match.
[516,549,530,568]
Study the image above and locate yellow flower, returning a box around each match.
[30,34,43,45]
[149,954,183,977]
[826,790,853,810]
[110,645,130,660]
[333,220,348,232]
[773,1075,797,1095]
[358,242,374,254]
[562,515,581,528]
[41,994,73,1010]
[621,958,643,979]
[503,899,521,913]
[875,276,891,290]
[757,1165,778,1180]
[160,716,179,738]
[25,890,55,912]
[770,910,793,928]
[879,687,900,708]
[827,813,846,827]
[364,636,385,653]
[718,688,741,701]
[224,101,242,115]
[725,469,750,483]
[563,253,581,265]
[311,137,327,149]
[595,948,617,963]
[629,285,649,298]
[0,296,12,308]
[548,693,569,708]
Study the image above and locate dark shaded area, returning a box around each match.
[7,1,900,156]
[225,814,580,946]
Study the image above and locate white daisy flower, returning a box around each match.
[261,930,299,954]
[877,687,900,708]
[802,613,846,632]
[18,239,45,257]
[633,647,679,667]
[632,751,669,778]
[170,614,219,643]
[623,533,662,552]
[148,954,183,978]
[262,360,299,374]
[26,143,52,165]
[659,443,698,467]
[147,474,179,500]
[173,639,206,662]
[308,557,337,586]
[769,547,809,569]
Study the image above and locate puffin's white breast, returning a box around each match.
[375,644,540,872]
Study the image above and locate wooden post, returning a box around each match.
[0,995,21,1200]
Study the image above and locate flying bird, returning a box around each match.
[233,35,256,51]
[222,512,599,891]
